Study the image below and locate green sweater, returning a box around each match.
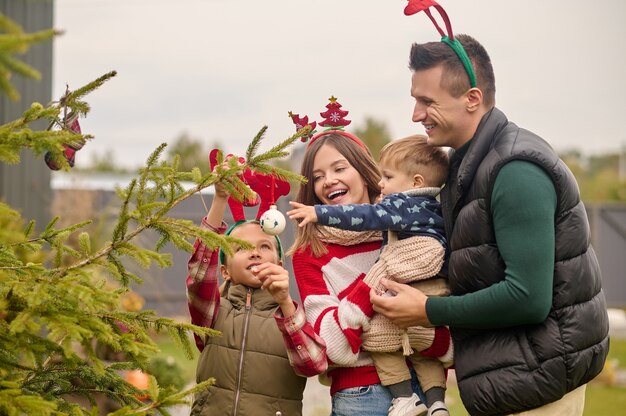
[427,160,556,328]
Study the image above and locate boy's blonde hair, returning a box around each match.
[379,134,449,188]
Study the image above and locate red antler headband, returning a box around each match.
[209,149,290,264]
[288,96,368,153]
[404,0,477,88]
[209,149,290,224]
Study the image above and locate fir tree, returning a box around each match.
[0,14,308,415]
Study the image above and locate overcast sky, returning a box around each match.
[53,0,626,169]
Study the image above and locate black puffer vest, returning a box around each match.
[441,108,609,416]
[191,285,306,416]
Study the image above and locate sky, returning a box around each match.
[53,0,626,169]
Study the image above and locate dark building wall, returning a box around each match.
[588,204,626,309]
[0,0,54,229]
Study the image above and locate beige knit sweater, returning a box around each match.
[361,233,450,360]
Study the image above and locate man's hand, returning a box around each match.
[253,263,295,317]
[370,278,432,328]
[287,201,319,227]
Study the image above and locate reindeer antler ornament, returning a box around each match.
[209,148,290,236]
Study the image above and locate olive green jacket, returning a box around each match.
[191,284,307,416]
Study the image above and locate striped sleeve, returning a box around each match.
[293,244,380,367]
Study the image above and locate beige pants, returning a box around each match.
[371,350,446,392]
[509,384,586,416]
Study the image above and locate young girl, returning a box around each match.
[186,159,327,416]
[288,129,451,416]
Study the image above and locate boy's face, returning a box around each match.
[378,163,419,197]
[220,223,281,288]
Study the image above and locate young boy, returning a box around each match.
[186,160,327,416]
[288,135,452,416]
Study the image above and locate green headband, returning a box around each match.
[218,220,283,265]
[441,35,476,88]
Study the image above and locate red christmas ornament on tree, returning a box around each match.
[44,113,84,170]
[318,95,351,129]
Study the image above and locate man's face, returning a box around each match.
[411,65,473,149]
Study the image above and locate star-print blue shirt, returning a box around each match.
[314,187,447,248]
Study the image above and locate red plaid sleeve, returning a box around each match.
[274,301,328,377]
[186,218,228,351]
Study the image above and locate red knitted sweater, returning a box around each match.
[293,240,453,394]
[293,240,382,394]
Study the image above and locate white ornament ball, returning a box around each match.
[260,205,286,235]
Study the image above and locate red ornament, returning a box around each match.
[404,0,439,16]
[318,95,351,129]
[44,113,83,170]
[209,149,290,222]
[288,111,317,142]
[403,0,455,40]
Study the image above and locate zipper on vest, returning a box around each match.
[233,288,253,416]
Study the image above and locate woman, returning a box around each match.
[288,132,388,415]
[288,129,450,416]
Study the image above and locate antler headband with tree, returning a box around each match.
[288,95,369,153]
[404,0,476,88]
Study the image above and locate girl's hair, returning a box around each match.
[287,133,381,257]
[379,134,449,188]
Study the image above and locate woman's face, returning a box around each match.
[312,143,369,205]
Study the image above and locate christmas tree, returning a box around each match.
[0,14,305,415]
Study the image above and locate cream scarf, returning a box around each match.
[315,226,382,245]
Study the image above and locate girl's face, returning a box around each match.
[220,223,280,288]
[312,143,369,205]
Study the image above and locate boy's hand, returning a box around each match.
[252,263,295,316]
[287,201,318,227]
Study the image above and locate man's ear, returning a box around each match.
[466,87,483,112]
[413,174,425,188]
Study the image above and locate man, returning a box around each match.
[371,33,609,415]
